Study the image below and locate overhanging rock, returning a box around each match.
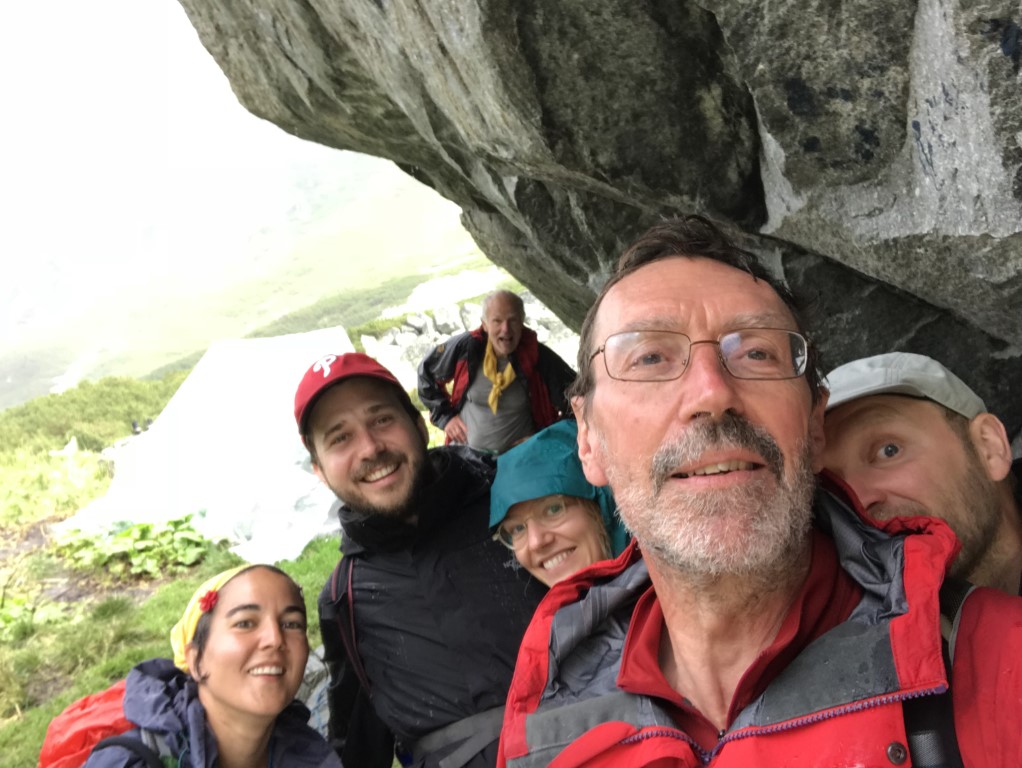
[176,0,1022,438]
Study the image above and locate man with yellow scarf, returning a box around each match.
[418,290,576,454]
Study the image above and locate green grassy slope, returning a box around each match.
[0,168,483,411]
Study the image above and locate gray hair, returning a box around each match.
[482,290,525,323]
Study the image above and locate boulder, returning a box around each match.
[176,0,1022,438]
[432,304,465,335]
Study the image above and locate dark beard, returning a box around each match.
[335,453,431,523]
[334,458,435,553]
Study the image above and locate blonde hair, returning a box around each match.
[577,497,612,560]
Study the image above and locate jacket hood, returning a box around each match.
[123,658,194,734]
[819,469,961,575]
[489,420,628,556]
[121,658,338,768]
[122,658,215,765]
[339,445,495,555]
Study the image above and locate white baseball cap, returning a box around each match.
[825,352,986,419]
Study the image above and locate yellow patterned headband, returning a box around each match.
[170,565,249,672]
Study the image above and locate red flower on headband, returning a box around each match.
[198,589,219,613]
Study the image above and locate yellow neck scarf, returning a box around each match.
[483,339,516,414]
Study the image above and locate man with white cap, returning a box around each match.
[822,352,1022,594]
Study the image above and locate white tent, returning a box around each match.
[58,327,356,563]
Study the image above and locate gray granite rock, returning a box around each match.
[431,304,464,335]
[176,0,1021,438]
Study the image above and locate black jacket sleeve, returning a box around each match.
[417,332,472,429]
[537,343,577,417]
[318,572,394,768]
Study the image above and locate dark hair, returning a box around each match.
[939,405,972,440]
[569,215,823,406]
[190,564,305,681]
[304,381,424,467]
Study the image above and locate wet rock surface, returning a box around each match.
[176,0,1021,438]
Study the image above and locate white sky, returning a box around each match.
[0,1,378,348]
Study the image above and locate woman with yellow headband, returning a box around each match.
[84,564,342,768]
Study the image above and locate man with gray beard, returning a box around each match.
[497,216,1022,768]
[638,411,814,579]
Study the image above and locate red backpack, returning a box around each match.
[38,679,164,768]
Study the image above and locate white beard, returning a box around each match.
[602,414,816,580]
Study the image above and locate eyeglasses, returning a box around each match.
[590,328,808,382]
[495,495,576,549]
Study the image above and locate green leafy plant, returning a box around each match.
[55,516,215,580]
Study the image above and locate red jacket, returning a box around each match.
[416,326,575,438]
[498,477,1022,767]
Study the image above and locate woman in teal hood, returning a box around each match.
[490,420,628,586]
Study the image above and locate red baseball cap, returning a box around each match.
[294,352,414,437]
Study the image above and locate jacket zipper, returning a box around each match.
[618,685,948,765]
[618,727,712,763]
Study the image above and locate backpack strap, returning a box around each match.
[329,557,371,692]
[406,705,506,768]
[321,556,396,765]
[90,731,167,768]
[138,729,175,765]
[937,575,976,666]
[902,576,973,768]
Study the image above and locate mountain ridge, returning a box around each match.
[2,156,483,411]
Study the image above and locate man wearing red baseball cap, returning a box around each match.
[294,352,542,768]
